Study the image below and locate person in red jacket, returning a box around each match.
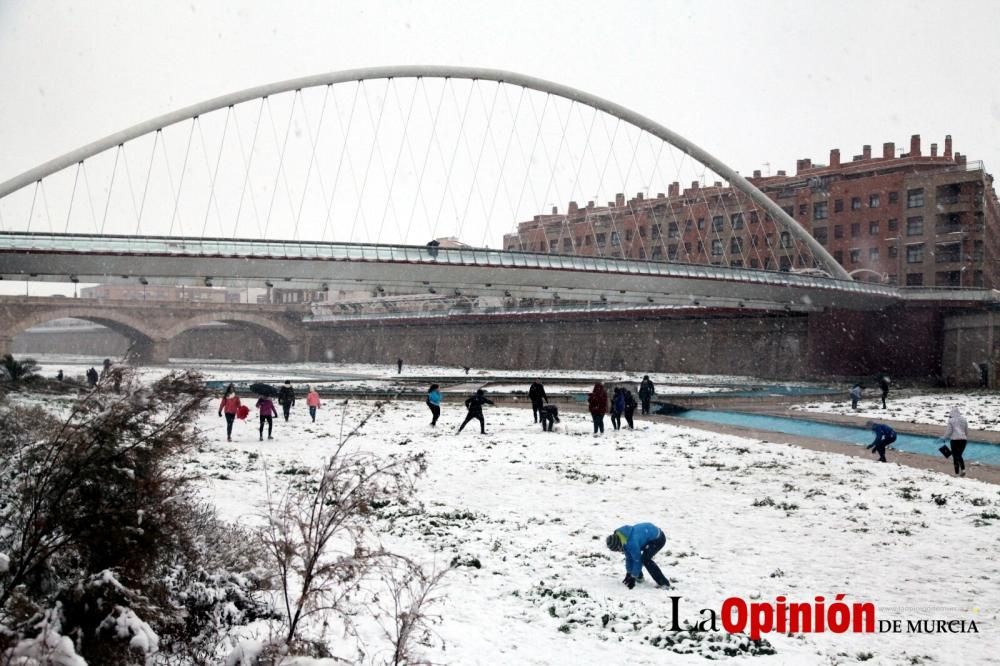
[218,384,242,442]
[588,382,608,435]
[306,385,322,423]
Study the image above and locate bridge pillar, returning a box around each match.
[129,339,171,365]
[287,342,304,363]
[0,337,11,358]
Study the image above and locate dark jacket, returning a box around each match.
[464,392,494,414]
[588,384,608,415]
[624,391,637,413]
[869,423,897,447]
[639,379,655,400]
[278,385,296,407]
[528,382,548,405]
[612,390,625,414]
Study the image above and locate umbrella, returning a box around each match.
[249,382,279,397]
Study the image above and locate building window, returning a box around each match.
[595,233,606,245]
[668,244,678,260]
[563,238,573,250]
[584,235,592,246]
[639,248,646,258]
[549,239,558,251]
[782,205,794,217]
[667,222,679,238]
[869,193,880,209]
[851,197,862,210]
[610,231,620,246]
[851,223,861,238]
[712,215,725,231]
[907,188,924,208]
[888,245,898,258]
[711,239,723,256]
[684,242,692,255]
[697,240,705,253]
[869,220,880,235]
[798,203,807,217]
[849,249,861,264]
[651,246,662,258]
[833,250,843,264]
[730,237,744,254]
[625,229,633,241]
[906,216,923,236]
[750,258,759,268]
[834,225,844,239]
[651,225,661,239]
[731,259,743,267]
[834,199,844,213]
[731,212,744,229]
[888,191,899,204]
[906,243,924,264]
[906,273,924,286]
[813,201,828,220]
[638,227,646,237]
[814,227,828,244]
[750,211,759,224]
[779,231,792,248]
[697,218,705,230]
[888,218,898,232]
[869,247,879,261]
[685,219,693,231]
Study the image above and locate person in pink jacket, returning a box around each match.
[306,385,321,422]
[218,384,242,442]
[256,395,278,440]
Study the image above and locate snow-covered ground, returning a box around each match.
[192,398,1000,665]
[793,392,1000,432]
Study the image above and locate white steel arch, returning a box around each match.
[0,66,850,279]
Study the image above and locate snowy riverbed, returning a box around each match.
[793,391,1000,432]
[190,397,1000,665]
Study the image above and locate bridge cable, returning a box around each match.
[119,145,141,236]
[534,96,575,255]
[482,83,525,252]
[39,180,53,234]
[293,84,331,242]
[320,82,360,243]
[80,162,100,234]
[431,80,475,243]
[98,145,121,235]
[233,98,266,239]
[25,181,38,232]
[262,91,299,238]
[634,134,665,262]
[350,80,390,244]
[472,81,509,248]
[604,117,647,263]
[457,80,500,245]
[495,85,527,244]
[154,125,185,236]
[63,162,81,234]
[134,130,161,236]
[168,118,197,236]
[200,106,232,238]
[403,78,445,243]
[510,89,549,252]
[377,78,420,243]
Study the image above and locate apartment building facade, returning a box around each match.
[503,134,1000,288]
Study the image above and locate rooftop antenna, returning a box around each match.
[762,162,771,176]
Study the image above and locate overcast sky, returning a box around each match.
[2,0,1000,294]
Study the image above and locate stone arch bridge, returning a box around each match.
[0,297,309,363]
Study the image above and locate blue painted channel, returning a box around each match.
[669,409,1000,466]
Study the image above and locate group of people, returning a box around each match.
[586,383,639,434]
[218,380,322,441]
[849,375,891,410]
[864,406,968,476]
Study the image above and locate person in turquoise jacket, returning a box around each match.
[426,384,442,426]
[606,522,670,589]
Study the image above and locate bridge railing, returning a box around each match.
[0,231,899,297]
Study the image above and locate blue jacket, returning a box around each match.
[612,523,663,577]
[427,389,442,406]
[612,392,625,414]
[870,423,896,446]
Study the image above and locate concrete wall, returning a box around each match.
[13,326,274,361]
[305,313,810,378]
[941,311,998,387]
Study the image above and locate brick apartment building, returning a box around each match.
[503,134,1000,288]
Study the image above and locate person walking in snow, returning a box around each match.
[306,385,321,423]
[638,375,655,415]
[588,382,608,435]
[426,383,442,426]
[458,388,494,434]
[606,522,670,589]
[397,358,404,374]
[528,379,548,423]
[277,380,296,421]
[878,375,890,409]
[865,421,897,463]
[86,367,99,387]
[610,387,625,431]
[218,384,242,442]
[850,384,863,410]
[256,394,277,440]
[623,389,637,429]
[942,407,969,477]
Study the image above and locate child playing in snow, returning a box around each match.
[306,386,321,422]
[606,522,670,589]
